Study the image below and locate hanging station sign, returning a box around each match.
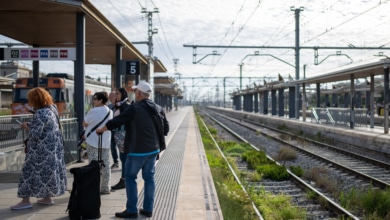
[0,48,76,61]
[124,60,140,75]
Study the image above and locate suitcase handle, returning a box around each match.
[97,134,104,168]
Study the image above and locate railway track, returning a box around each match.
[211,109,390,189]
[202,107,390,218]
[199,109,360,219]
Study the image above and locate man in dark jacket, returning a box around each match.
[96,81,167,218]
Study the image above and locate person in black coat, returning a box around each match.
[111,88,131,190]
[96,81,167,218]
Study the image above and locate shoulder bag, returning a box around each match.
[85,110,111,138]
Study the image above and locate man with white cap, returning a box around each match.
[96,81,167,218]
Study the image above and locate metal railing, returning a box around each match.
[0,115,79,164]
[311,108,368,128]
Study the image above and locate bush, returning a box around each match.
[242,151,268,169]
[256,164,290,181]
[289,166,304,177]
[276,146,297,161]
[253,188,306,219]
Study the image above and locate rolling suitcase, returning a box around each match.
[67,135,104,220]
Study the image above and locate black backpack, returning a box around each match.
[142,101,169,152]
[161,110,169,136]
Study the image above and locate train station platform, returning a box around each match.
[211,107,390,156]
[0,106,223,220]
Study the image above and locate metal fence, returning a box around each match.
[0,115,79,164]
[311,108,368,128]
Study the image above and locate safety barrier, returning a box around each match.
[0,115,79,164]
[311,108,368,128]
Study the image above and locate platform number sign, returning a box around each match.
[125,60,140,75]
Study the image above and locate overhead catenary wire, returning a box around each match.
[208,1,262,76]
[106,0,145,38]
[155,13,176,62]
[305,0,389,43]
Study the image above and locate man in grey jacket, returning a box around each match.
[96,81,167,219]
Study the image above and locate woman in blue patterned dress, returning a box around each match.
[10,87,67,210]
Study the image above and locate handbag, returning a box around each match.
[114,126,125,153]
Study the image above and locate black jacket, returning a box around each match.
[105,99,165,154]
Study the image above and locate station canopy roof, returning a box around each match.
[0,0,167,73]
[291,58,390,85]
[154,76,182,97]
[230,59,390,97]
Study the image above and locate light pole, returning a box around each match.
[238,63,244,90]
[141,7,159,100]
[291,6,304,119]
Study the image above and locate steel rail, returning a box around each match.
[204,109,360,219]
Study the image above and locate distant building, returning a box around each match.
[0,61,31,109]
[0,61,31,78]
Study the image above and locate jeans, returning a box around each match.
[125,153,157,213]
[110,132,118,164]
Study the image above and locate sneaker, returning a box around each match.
[111,163,119,169]
[10,203,32,210]
[140,209,153,217]
[115,210,138,218]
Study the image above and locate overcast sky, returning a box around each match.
[94,0,390,97]
[1,0,390,99]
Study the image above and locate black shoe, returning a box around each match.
[100,190,111,195]
[140,209,153,217]
[111,163,119,169]
[111,178,125,190]
[115,210,138,218]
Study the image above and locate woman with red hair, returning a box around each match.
[11,87,67,210]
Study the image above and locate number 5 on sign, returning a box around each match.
[124,60,140,75]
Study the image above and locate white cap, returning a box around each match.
[132,81,152,94]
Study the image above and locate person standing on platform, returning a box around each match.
[111,88,131,190]
[83,91,113,194]
[108,91,119,169]
[96,81,167,218]
[11,87,67,210]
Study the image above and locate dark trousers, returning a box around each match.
[110,132,118,164]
